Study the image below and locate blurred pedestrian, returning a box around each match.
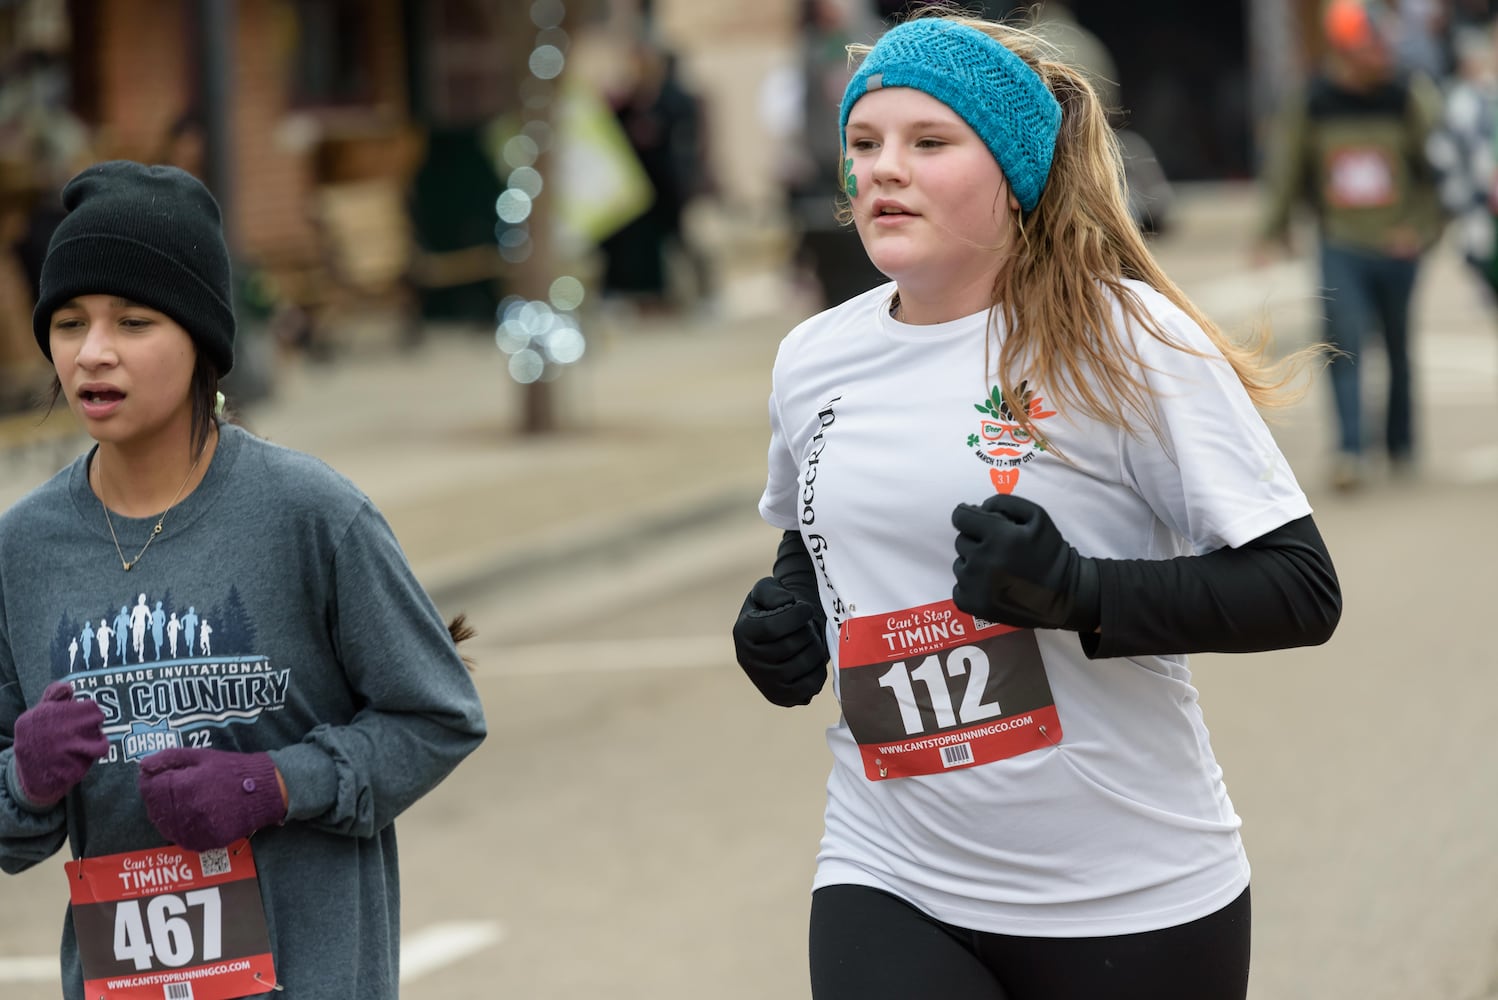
[1389,0,1452,81]
[1024,0,1174,233]
[0,160,487,998]
[777,0,890,308]
[1426,20,1498,297]
[732,10,1341,1000]
[1255,0,1447,490]
[599,38,708,314]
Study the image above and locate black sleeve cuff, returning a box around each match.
[1079,515,1341,659]
[772,530,826,635]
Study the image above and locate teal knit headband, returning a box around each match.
[838,19,1062,213]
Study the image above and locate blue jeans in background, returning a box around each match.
[1319,242,1421,461]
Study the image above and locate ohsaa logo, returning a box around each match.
[965,381,1055,494]
[123,719,182,762]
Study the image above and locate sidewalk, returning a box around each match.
[3,181,1489,614]
[248,308,791,610]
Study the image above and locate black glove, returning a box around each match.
[951,494,1100,632]
[732,576,828,707]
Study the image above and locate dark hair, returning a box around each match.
[188,353,223,456]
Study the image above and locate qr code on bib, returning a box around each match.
[198,848,230,877]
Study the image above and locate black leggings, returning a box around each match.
[809,883,1250,1000]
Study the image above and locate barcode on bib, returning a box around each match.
[198,848,230,877]
[940,743,973,768]
[165,983,193,999]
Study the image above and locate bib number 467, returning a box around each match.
[66,840,279,998]
[113,888,222,970]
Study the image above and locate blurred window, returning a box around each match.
[422,0,513,125]
[289,0,373,107]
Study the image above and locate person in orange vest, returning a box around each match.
[1256,0,1447,490]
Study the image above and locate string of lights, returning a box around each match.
[494,0,586,386]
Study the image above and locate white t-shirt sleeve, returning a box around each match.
[758,356,803,533]
[1119,303,1312,553]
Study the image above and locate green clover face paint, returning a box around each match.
[841,156,857,197]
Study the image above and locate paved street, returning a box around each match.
[2,182,1497,999]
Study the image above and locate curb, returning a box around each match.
[421,483,763,612]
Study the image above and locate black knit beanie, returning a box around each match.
[32,160,235,375]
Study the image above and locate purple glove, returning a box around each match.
[12,681,108,807]
[137,748,287,851]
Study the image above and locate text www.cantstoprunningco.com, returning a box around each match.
[107,959,252,990]
[877,716,1035,755]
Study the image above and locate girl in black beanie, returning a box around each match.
[1,160,487,998]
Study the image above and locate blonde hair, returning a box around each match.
[843,7,1321,447]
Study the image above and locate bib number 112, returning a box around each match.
[113,888,222,970]
[877,646,1002,736]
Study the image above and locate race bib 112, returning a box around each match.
[837,598,1061,780]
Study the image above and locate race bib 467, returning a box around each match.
[837,599,1061,781]
[65,841,276,999]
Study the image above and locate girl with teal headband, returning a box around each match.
[733,8,1340,999]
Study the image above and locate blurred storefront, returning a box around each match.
[0,0,1465,360]
[638,0,1345,188]
[0,0,81,398]
[617,0,1371,309]
[0,0,549,364]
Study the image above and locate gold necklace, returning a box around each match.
[97,451,203,572]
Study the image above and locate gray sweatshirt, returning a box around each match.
[0,423,487,998]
